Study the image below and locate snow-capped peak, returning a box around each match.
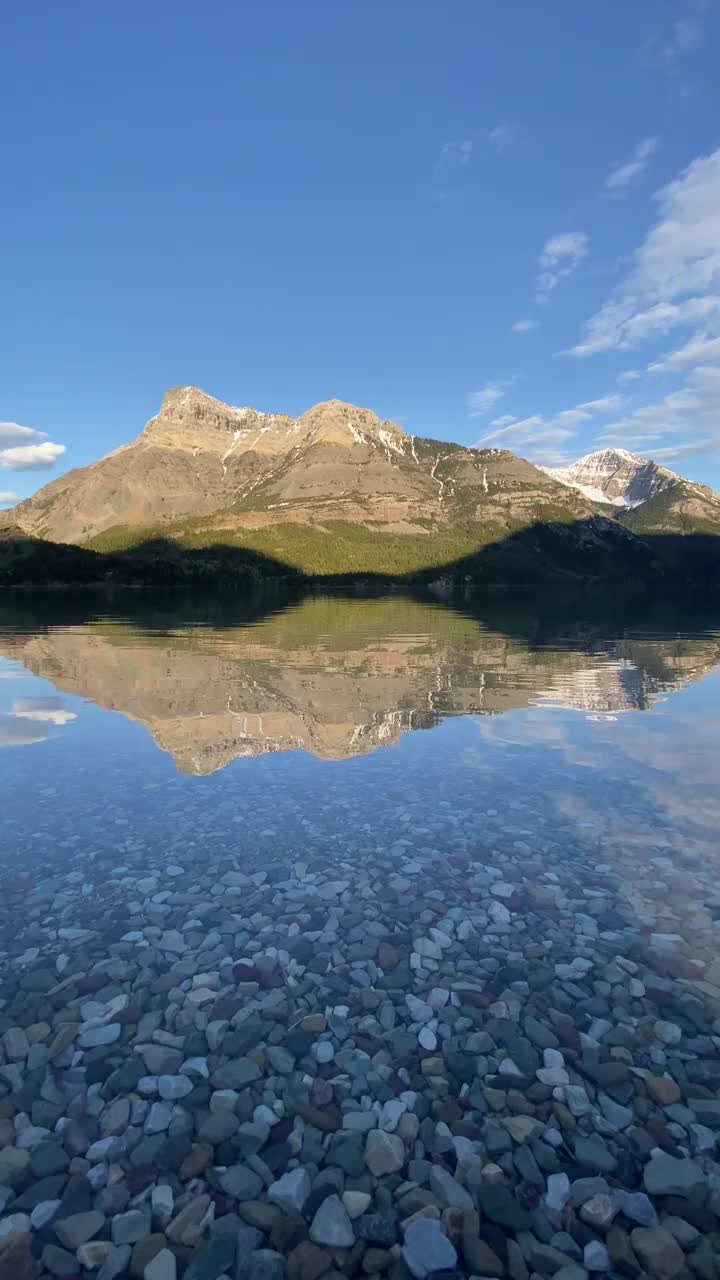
[542,448,678,509]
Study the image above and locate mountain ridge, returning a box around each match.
[10,388,720,583]
[542,447,720,535]
[14,386,596,547]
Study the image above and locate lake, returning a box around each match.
[1,588,720,1276]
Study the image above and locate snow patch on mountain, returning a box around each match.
[542,448,678,510]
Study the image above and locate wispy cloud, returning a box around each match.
[568,148,720,357]
[487,123,516,155]
[488,414,516,429]
[434,140,472,172]
[0,442,66,471]
[0,491,19,507]
[644,17,703,70]
[537,231,589,303]
[476,394,623,458]
[647,332,720,373]
[600,364,720,460]
[605,137,657,193]
[512,319,537,334]
[432,140,473,204]
[466,382,512,417]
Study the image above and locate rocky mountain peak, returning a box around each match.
[543,448,678,508]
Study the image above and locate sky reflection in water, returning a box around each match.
[1,590,719,961]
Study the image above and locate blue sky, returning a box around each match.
[2,0,720,506]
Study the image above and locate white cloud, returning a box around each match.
[569,148,720,356]
[488,123,516,154]
[617,369,642,384]
[0,715,53,749]
[0,442,66,470]
[648,332,720,373]
[475,415,543,446]
[512,319,537,334]
[0,421,47,447]
[13,697,77,726]
[466,381,513,417]
[605,137,657,192]
[0,491,19,506]
[488,414,516,428]
[476,394,622,456]
[537,231,589,301]
[540,232,589,269]
[577,394,625,414]
[571,297,720,358]
[434,140,472,173]
[600,363,720,460]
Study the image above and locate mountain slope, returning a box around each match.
[16,386,595,548]
[543,447,720,535]
[620,482,720,535]
[542,448,679,508]
[14,387,718,583]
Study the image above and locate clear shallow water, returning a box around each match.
[2,590,720,959]
[3,590,720,1276]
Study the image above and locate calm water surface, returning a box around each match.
[2,589,720,1273]
[2,589,720,961]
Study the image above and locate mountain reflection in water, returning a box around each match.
[0,592,719,773]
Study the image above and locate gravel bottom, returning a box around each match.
[1,830,720,1280]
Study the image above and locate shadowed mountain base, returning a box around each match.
[1,515,720,589]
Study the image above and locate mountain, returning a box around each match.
[543,448,680,507]
[10,389,718,584]
[2,595,717,772]
[16,386,595,546]
[543,448,720,534]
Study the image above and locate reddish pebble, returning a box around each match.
[378,943,400,970]
[125,1165,157,1194]
[311,1077,334,1106]
[259,969,285,990]
[269,1116,294,1145]
[117,1006,141,1025]
[646,1117,678,1153]
[77,974,108,994]
[556,1023,582,1051]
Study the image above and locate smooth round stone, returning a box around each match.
[312,1041,335,1064]
[537,1067,570,1086]
[342,1191,372,1219]
[30,1200,61,1230]
[379,1100,406,1132]
[0,1213,31,1240]
[268,1168,311,1214]
[309,1195,354,1248]
[403,1219,458,1278]
[145,1248,177,1280]
[365,1129,405,1176]
[78,1023,122,1049]
[654,1021,682,1045]
[54,1210,106,1249]
[158,1075,193,1101]
[418,1027,437,1051]
[145,1103,173,1134]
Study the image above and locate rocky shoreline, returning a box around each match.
[1,842,720,1280]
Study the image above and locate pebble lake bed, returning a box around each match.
[2,592,720,1280]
